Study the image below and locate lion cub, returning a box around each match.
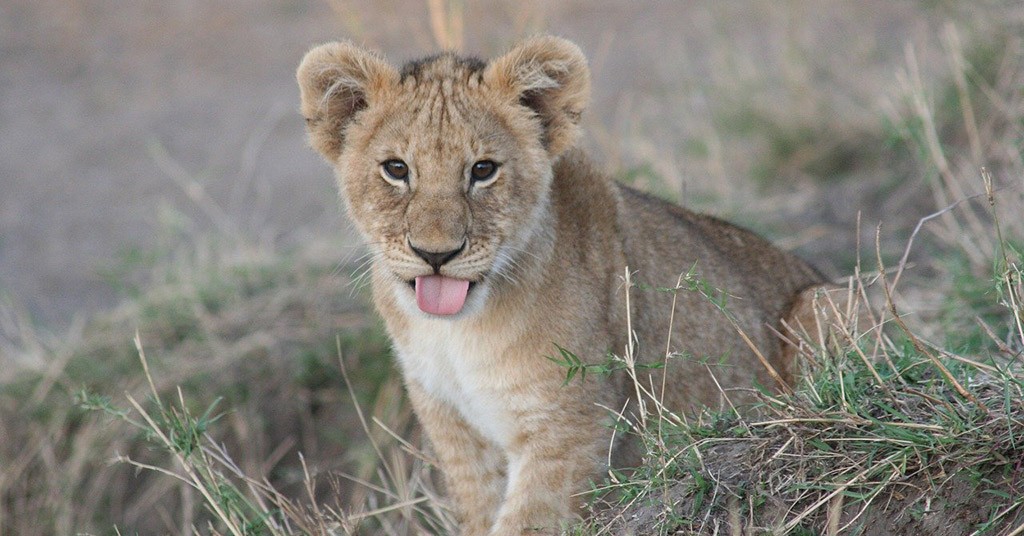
[297,36,824,535]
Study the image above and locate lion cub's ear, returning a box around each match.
[296,41,398,162]
[484,36,591,158]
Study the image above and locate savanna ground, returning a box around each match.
[1,1,1023,534]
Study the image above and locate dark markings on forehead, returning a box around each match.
[400,53,486,82]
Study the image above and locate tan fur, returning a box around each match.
[297,36,826,535]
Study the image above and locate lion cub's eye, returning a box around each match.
[470,160,499,184]
[381,159,409,183]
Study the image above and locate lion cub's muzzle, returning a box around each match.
[401,192,479,316]
[405,237,475,316]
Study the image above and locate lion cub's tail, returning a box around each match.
[780,283,871,377]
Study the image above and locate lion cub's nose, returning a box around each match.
[409,241,466,272]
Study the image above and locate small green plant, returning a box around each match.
[546,344,666,386]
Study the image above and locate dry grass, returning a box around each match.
[0,245,424,534]
[580,263,1023,535]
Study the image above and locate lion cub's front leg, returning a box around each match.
[489,401,606,535]
[410,380,603,535]
[406,382,507,535]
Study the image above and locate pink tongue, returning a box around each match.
[415,275,470,315]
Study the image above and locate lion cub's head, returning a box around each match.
[297,37,590,317]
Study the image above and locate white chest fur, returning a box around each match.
[393,318,517,448]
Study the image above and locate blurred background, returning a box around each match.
[5,0,1017,332]
[2,1,1023,534]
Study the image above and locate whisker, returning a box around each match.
[347,252,384,296]
[499,243,545,263]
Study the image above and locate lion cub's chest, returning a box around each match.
[393,320,517,448]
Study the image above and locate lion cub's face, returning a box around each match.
[298,38,590,317]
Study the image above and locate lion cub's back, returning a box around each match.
[618,184,821,304]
